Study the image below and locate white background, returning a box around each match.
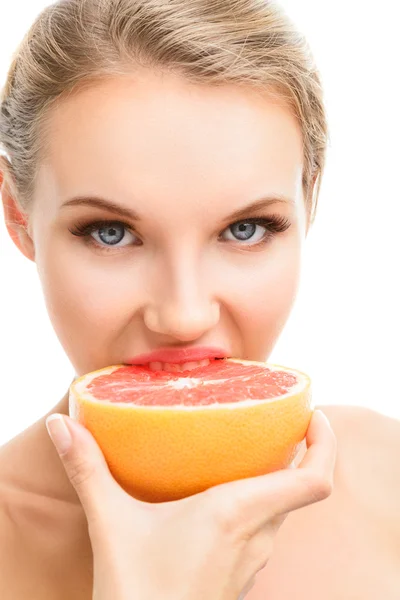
[1,1,399,445]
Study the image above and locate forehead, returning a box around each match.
[37,72,304,206]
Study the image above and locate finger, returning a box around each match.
[45,413,125,523]
[296,409,337,475]
[235,526,272,599]
[205,410,337,537]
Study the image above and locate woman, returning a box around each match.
[0,0,399,598]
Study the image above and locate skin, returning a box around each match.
[1,71,399,599]
[1,69,310,504]
[14,71,307,377]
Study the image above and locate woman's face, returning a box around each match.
[10,72,308,376]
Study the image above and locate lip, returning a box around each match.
[126,346,230,365]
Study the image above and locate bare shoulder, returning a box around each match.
[317,403,400,461]
[316,404,400,530]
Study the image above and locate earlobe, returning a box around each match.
[0,166,35,262]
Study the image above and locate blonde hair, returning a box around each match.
[0,0,329,225]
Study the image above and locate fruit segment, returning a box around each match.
[85,360,303,405]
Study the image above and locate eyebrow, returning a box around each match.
[60,193,295,222]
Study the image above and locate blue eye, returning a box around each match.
[221,216,291,246]
[225,221,264,243]
[68,220,139,249]
[95,223,128,246]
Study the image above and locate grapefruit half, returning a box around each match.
[69,358,313,503]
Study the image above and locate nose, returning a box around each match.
[143,259,220,341]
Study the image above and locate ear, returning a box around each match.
[0,159,35,262]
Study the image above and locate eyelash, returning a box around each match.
[68,215,291,252]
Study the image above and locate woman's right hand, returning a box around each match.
[46,409,336,600]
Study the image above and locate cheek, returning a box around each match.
[45,267,140,324]
[251,267,300,338]
[221,243,302,324]
[257,250,300,315]
[36,245,145,357]
[230,248,302,356]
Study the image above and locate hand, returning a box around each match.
[46,409,336,600]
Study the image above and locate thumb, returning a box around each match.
[45,413,120,520]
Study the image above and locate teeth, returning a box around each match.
[148,361,163,372]
[148,358,211,373]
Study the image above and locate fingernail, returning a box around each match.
[46,414,72,455]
